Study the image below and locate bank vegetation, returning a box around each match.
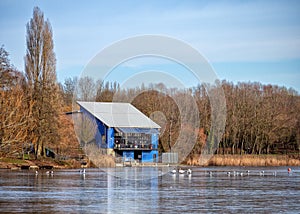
[1,7,299,167]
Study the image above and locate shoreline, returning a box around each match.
[0,157,85,170]
[1,154,299,170]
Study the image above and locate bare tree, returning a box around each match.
[0,45,25,90]
[63,77,78,106]
[73,113,98,150]
[24,7,61,158]
[77,76,96,101]
[0,46,34,157]
[0,86,35,156]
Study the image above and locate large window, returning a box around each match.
[114,132,152,149]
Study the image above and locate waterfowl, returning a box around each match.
[178,169,185,174]
[46,171,54,175]
[79,168,86,174]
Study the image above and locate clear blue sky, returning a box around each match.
[1,0,300,92]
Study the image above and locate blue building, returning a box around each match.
[77,102,160,163]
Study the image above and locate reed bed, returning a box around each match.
[186,154,300,166]
[85,144,116,167]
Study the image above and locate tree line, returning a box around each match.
[1,7,299,161]
[63,75,300,156]
[0,7,78,159]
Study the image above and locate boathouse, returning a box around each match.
[77,102,160,163]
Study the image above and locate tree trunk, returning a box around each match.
[240,140,244,155]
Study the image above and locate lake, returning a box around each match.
[0,166,299,213]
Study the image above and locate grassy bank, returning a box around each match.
[2,154,300,169]
[0,157,85,169]
[186,154,300,166]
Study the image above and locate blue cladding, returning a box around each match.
[107,128,114,148]
[80,107,107,148]
[96,119,106,136]
[151,134,158,149]
[142,151,158,162]
[123,151,134,161]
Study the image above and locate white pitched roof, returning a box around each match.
[77,102,160,129]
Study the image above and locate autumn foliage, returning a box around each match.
[73,77,300,158]
[1,7,300,164]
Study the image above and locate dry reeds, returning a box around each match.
[85,144,116,167]
[185,154,300,166]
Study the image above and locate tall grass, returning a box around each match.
[85,144,115,167]
[186,154,300,166]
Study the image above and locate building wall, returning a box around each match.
[142,150,158,162]
[123,151,134,161]
[79,106,159,163]
[151,133,158,149]
[80,107,107,148]
[107,127,114,149]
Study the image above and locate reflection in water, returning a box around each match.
[107,168,158,213]
[0,167,299,213]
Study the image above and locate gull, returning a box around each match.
[79,168,86,174]
[178,169,185,174]
[46,171,54,175]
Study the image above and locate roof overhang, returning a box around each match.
[115,127,160,134]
